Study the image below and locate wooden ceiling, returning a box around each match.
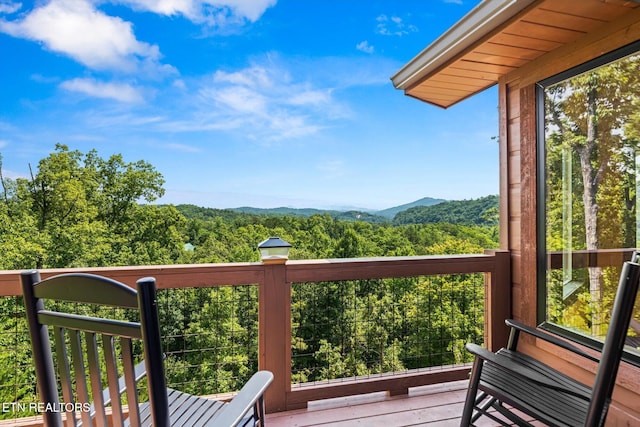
[401,0,640,108]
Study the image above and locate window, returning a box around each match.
[537,42,640,359]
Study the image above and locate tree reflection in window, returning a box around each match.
[542,48,640,346]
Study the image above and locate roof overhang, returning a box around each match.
[392,0,640,108]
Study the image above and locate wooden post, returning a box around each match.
[485,250,511,351]
[259,261,291,413]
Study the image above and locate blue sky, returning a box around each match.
[0,0,497,211]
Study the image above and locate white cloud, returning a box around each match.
[356,40,374,54]
[266,113,320,140]
[288,89,332,106]
[223,0,277,21]
[195,62,343,141]
[30,73,60,84]
[119,0,277,25]
[0,0,171,74]
[376,14,417,36]
[118,0,197,17]
[164,142,202,153]
[208,85,267,114]
[213,66,274,89]
[172,79,187,90]
[0,0,276,78]
[0,1,21,14]
[60,78,145,103]
[79,111,169,130]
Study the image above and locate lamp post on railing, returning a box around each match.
[257,237,291,264]
[257,237,292,412]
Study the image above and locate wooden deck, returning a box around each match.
[265,380,532,426]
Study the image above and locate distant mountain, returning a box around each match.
[174,204,247,221]
[332,210,388,224]
[376,197,447,218]
[231,206,389,223]
[172,196,494,226]
[232,206,334,217]
[393,195,499,226]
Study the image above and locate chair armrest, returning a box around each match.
[466,343,589,399]
[206,370,274,427]
[505,319,600,363]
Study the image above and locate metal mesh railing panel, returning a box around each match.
[290,274,485,386]
[159,285,260,396]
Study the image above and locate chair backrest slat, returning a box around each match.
[69,329,93,427]
[121,338,141,426]
[85,332,107,427]
[103,335,125,427]
[53,326,76,427]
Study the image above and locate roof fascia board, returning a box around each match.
[391,0,536,90]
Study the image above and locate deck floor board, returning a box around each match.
[265,380,539,426]
[267,380,461,426]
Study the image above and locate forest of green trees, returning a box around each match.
[0,145,498,417]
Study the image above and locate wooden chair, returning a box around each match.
[21,270,273,427]
[460,260,640,427]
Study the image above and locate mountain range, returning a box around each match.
[230,197,446,219]
[174,195,498,226]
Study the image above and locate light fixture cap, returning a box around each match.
[258,237,292,262]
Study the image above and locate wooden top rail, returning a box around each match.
[286,253,500,282]
[0,252,505,297]
[0,262,266,296]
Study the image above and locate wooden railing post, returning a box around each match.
[485,249,511,351]
[259,261,291,413]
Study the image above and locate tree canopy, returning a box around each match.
[0,144,176,269]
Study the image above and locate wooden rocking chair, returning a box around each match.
[22,270,273,426]
[460,260,640,426]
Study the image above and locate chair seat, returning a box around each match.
[138,388,245,426]
[479,349,591,426]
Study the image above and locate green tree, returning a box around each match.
[0,144,180,268]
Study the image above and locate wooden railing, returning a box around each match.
[0,249,510,419]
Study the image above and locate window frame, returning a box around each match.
[535,40,640,366]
